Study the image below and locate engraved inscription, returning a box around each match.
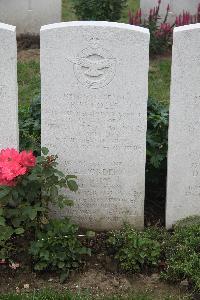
[0,85,6,99]
[68,46,116,89]
[42,24,149,230]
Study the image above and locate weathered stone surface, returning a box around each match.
[41,21,149,230]
[0,23,18,150]
[166,24,200,228]
[0,0,61,35]
[140,0,199,24]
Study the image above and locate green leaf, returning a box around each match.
[37,156,45,163]
[60,271,69,283]
[79,247,91,255]
[23,207,38,221]
[86,231,96,238]
[0,217,5,226]
[55,170,65,177]
[28,174,38,181]
[0,188,10,199]
[0,225,14,241]
[58,261,65,269]
[66,175,77,180]
[63,199,74,206]
[41,147,49,155]
[15,228,25,235]
[50,186,58,198]
[34,262,47,271]
[0,208,3,216]
[67,179,78,192]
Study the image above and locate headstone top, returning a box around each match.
[41,21,150,35]
[174,23,200,33]
[0,22,16,32]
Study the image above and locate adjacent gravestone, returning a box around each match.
[140,0,199,24]
[0,0,61,35]
[41,22,149,230]
[0,23,18,150]
[166,24,200,228]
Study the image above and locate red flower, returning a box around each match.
[20,151,36,168]
[0,148,20,164]
[0,148,36,187]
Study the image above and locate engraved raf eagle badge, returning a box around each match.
[67,46,116,89]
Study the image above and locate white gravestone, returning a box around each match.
[41,21,149,231]
[166,24,200,228]
[0,23,18,150]
[0,0,61,35]
[140,0,199,24]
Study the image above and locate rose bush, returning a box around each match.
[0,147,78,262]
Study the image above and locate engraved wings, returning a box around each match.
[68,57,115,77]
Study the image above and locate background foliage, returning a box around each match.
[71,0,127,21]
[19,96,41,155]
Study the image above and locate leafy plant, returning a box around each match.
[30,218,90,282]
[0,225,15,262]
[0,147,78,261]
[175,3,200,26]
[162,222,200,291]
[19,95,41,155]
[147,97,168,171]
[129,0,200,55]
[129,0,172,55]
[107,225,161,272]
[71,0,127,21]
[146,97,168,223]
[107,220,200,292]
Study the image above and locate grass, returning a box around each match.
[0,290,190,300]
[149,58,171,105]
[121,0,140,22]
[18,60,40,106]
[62,0,77,22]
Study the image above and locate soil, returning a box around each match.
[151,48,172,61]
[17,34,40,51]
[0,233,191,298]
[0,262,188,299]
[17,49,40,62]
